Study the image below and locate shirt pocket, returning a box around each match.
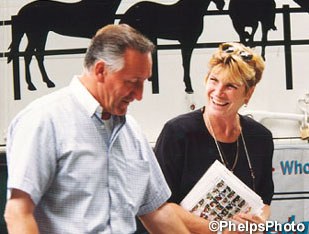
[124,159,150,213]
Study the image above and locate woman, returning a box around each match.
[155,42,274,225]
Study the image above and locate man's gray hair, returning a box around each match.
[84,24,155,72]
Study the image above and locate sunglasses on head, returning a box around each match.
[220,43,253,61]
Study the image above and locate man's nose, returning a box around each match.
[134,82,144,101]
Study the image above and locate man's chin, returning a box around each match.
[114,108,128,116]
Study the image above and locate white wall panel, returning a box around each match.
[0,0,308,144]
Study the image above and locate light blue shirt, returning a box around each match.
[6,76,171,234]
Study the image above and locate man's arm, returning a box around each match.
[4,189,39,234]
[167,203,214,234]
[140,203,213,234]
[139,203,190,234]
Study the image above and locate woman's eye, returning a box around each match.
[227,84,238,89]
[209,78,217,84]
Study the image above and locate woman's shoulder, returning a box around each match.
[163,108,204,133]
[166,108,203,125]
[240,114,273,138]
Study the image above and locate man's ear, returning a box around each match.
[94,60,106,82]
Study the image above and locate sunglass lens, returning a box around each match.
[240,51,253,61]
[222,44,235,53]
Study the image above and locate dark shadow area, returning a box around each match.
[293,0,309,12]
[0,151,8,234]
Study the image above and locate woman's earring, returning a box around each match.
[243,103,248,108]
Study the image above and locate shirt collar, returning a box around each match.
[69,76,101,118]
[69,76,126,125]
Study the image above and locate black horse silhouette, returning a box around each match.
[8,0,121,91]
[294,0,309,12]
[228,0,277,60]
[120,0,225,94]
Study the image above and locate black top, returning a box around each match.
[154,107,274,205]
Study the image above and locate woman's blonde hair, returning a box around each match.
[205,42,265,93]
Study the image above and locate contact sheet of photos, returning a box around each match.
[181,160,264,221]
[190,179,251,221]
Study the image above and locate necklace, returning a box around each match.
[240,131,256,191]
[206,114,239,171]
[216,137,239,171]
[205,110,256,191]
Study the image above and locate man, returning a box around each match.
[4,24,211,234]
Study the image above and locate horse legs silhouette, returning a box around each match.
[31,33,55,89]
[23,32,55,90]
[246,23,258,47]
[260,1,277,60]
[261,24,271,60]
[228,0,276,60]
[180,43,195,93]
[231,19,274,60]
[24,37,36,91]
[8,17,55,91]
[230,16,259,48]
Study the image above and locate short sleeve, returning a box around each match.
[125,116,171,216]
[6,109,57,205]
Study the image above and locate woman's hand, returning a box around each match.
[232,212,266,225]
[226,205,270,234]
